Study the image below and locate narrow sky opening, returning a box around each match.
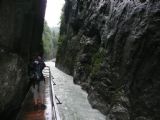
[45,0,65,27]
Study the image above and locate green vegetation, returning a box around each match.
[42,21,59,59]
[91,48,106,75]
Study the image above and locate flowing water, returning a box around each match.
[46,62,106,120]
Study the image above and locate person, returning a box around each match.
[28,55,46,110]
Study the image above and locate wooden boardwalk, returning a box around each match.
[17,67,61,120]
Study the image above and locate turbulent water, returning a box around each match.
[46,62,107,120]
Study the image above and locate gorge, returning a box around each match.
[0,0,160,120]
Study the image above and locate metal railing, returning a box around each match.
[43,66,61,120]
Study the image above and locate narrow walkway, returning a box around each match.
[17,62,106,120]
[16,69,55,120]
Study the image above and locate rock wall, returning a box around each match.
[56,0,160,120]
[0,0,46,119]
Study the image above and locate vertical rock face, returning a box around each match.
[0,0,46,119]
[56,0,160,120]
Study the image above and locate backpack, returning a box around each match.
[35,60,46,80]
[29,71,40,81]
[29,59,45,83]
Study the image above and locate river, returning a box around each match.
[46,62,106,120]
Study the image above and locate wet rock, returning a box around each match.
[135,116,150,120]
[0,0,46,119]
[56,0,160,120]
[109,104,129,120]
[0,51,29,119]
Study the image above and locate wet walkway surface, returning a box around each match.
[46,62,106,120]
[17,77,53,120]
[17,61,106,120]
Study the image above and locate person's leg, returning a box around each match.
[31,85,38,109]
[40,81,45,104]
[39,81,46,109]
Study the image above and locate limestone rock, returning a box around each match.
[0,0,46,119]
[56,0,160,119]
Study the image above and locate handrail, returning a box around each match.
[43,66,61,120]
